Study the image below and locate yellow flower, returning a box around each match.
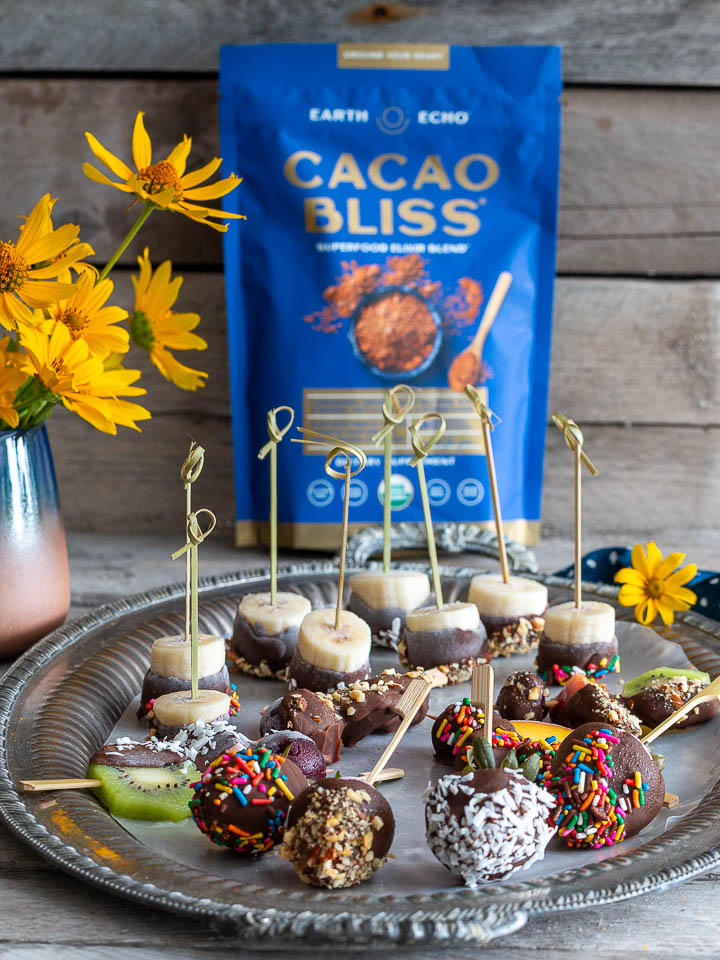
[83,111,246,232]
[0,195,92,328]
[130,248,208,391]
[45,273,129,358]
[614,542,697,626]
[17,320,151,435]
[0,337,28,428]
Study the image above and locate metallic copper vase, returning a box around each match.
[0,425,70,657]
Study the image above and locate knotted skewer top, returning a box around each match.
[551,412,598,476]
[293,427,367,477]
[371,384,416,446]
[409,412,446,466]
[258,405,295,459]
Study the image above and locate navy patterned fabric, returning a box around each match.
[554,546,720,621]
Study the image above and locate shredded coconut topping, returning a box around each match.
[424,770,555,886]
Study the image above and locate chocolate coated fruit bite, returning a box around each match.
[280,777,395,888]
[622,668,718,729]
[536,600,619,684]
[398,601,489,684]
[347,569,430,636]
[469,574,548,657]
[87,741,199,822]
[147,688,231,738]
[286,608,371,692]
[138,633,230,717]
[230,591,312,679]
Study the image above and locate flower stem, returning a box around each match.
[98,203,154,281]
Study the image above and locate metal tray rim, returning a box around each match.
[2,560,720,946]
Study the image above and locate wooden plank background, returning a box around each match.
[2,0,719,544]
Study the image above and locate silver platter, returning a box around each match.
[2,560,720,947]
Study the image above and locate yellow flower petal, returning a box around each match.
[670,584,697,604]
[85,132,133,180]
[151,345,207,391]
[645,541,662,578]
[617,584,648,606]
[166,135,192,176]
[664,564,698,588]
[19,280,76,308]
[635,598,657,625]
[655,599,676,626]
[64,394,117,434]
[614,568,646,587]
[180,157,222,189]
[183,175,243,201]
[132,111,152,170]
[654,551,687,581]
[18,195,54,250]
[82,162,134,191]
[23,223,81,264]
[631,543,649,578]
[0,405,19,428]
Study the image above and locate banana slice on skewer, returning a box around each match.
[536,600,619,685]
[148,689,232,738]
[138,634,230,718]
[230,592,312,679]
[398,601,489,685]
[347,570,431,638]
[286,608,371,693]
[469,574,548,657]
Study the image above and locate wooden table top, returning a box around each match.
[2,531,718,959]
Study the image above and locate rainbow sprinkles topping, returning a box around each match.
[189,745,297,855]
[542,656,621,686]
[548,727,647,848]
[434,697,520,757]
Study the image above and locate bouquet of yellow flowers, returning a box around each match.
[0,111,243,435]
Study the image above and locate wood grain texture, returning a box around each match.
[4,0,720,85]
[3,80,720,276]
[41,271,720,535]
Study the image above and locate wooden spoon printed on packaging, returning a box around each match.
[447,271,512,392]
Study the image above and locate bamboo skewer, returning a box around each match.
[372,385,415,572]
[336,457,352,629]
[465,389,508,582]
[365,676,433,786]
[20,779,102,792]
[551,413,598,610]
[641,675,720,745]
[257,406,294,606]
[471,664,495,743]
[408,412,447,610]
[293,428,366,625]
[357,767,405,784]
[171,443,216,699]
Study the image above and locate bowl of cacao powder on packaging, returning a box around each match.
[348,285,442,379]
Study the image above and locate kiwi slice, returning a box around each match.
[87,762,199,822]
[622,667,710,699]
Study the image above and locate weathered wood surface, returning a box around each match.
[1,534,720,959]
[3,80,720,276]
[44,272,720,535]
[4,0,720,86]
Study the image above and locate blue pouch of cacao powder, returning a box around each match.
[220,43,561,548]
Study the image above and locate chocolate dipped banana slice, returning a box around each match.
[138,633,230,718]
[147,689,231,739]
[286,608,371,693]
[347,569,431,638]
[536,600,619,685]
[229,591,312,679]
[469,574,547,657]
[398,601,489,684]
